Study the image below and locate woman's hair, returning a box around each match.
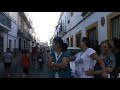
[112,38,120,49]
[82,37,91,48]
[53,37,63,48]
[100,40,111,48]
[23,49,28,55]
[6,48,10,52]
[62,43,68,52]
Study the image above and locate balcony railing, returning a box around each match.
[19,12,32,29]
[59,24,66,36]
[17,25,24,36]
[0,12,11,29]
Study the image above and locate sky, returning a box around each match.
[27,12,61,43]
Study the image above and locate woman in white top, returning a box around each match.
[72,37,107,78]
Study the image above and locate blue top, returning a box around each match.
[50,50,72,78]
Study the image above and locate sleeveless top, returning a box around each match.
[21,53,31,68]
[50,50,72,78]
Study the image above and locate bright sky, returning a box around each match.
[27,12,61,43]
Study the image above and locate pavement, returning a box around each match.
[0,53,51,78]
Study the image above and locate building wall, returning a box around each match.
[8,17,18,52]
[61,12,112,47]
[69,12,83,30]
[9,12,18,24]
[8,20,17,38]
[3,32,7,52]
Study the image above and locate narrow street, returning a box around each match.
[0,54,51,78]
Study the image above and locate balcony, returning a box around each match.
[23,29,33,41]
[59,24,66,36]
[29,33,33,41]
[17,25,24,36]
[0,12,11,31]
[19,12,32,29]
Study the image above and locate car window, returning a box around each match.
[68,49,80,56]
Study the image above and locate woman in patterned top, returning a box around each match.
[86,40,116,78]
[110,38,120,78]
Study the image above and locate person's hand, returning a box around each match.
[101,71,108,78]
[116,67,120,73]
[85,69,94,76]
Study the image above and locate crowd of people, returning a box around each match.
[48,37,120,78]
[2,44,48,78]
[1,37,120,78]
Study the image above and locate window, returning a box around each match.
[111,16,120,39]
[0,35,3,52]
[68,20,70,24]
[71,12,73,17]
[81,12,89,17]
[65,17,66,30]
[9,40,12,51]
[76,32,81,47]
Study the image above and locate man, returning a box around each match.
[32,46,39,68]
[3,48,12,77]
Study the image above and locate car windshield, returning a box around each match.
[68,49,81,56]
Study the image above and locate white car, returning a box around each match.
[67,47,81,76]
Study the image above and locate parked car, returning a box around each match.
[67,47,81,59]
[67,47,81,77]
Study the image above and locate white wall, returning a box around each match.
[70,12,83,29]
[61,12,112,47]
[9,12,18,24]
[3,33,7,52]
[8,21,17,38]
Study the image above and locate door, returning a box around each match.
[87,27,97,48]
[0,34,3,52]
[9,40,12,51]
[76,33,81,47]
[19,38,21,52]
[14,39,16,49]
[71,37,73,47]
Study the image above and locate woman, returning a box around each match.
[72,37,107,78]
[21,49,32,78]
[48,37,71,78]
[110,38,120,78]
[86,40,116,78]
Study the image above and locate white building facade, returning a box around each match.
[55,12,120,47]
[0,12,36,53]
[0,12,18,52]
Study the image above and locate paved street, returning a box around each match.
[0,54,51,78]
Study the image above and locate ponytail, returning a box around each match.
[62,43,68,52]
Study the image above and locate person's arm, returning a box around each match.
[69,53,78,61]
[48,56,53,69]
[69,56,76,61]
[95,67,113,75]
[90,53,107,77]
[52,57,69,69]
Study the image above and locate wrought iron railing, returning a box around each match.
[0,12,11,28]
